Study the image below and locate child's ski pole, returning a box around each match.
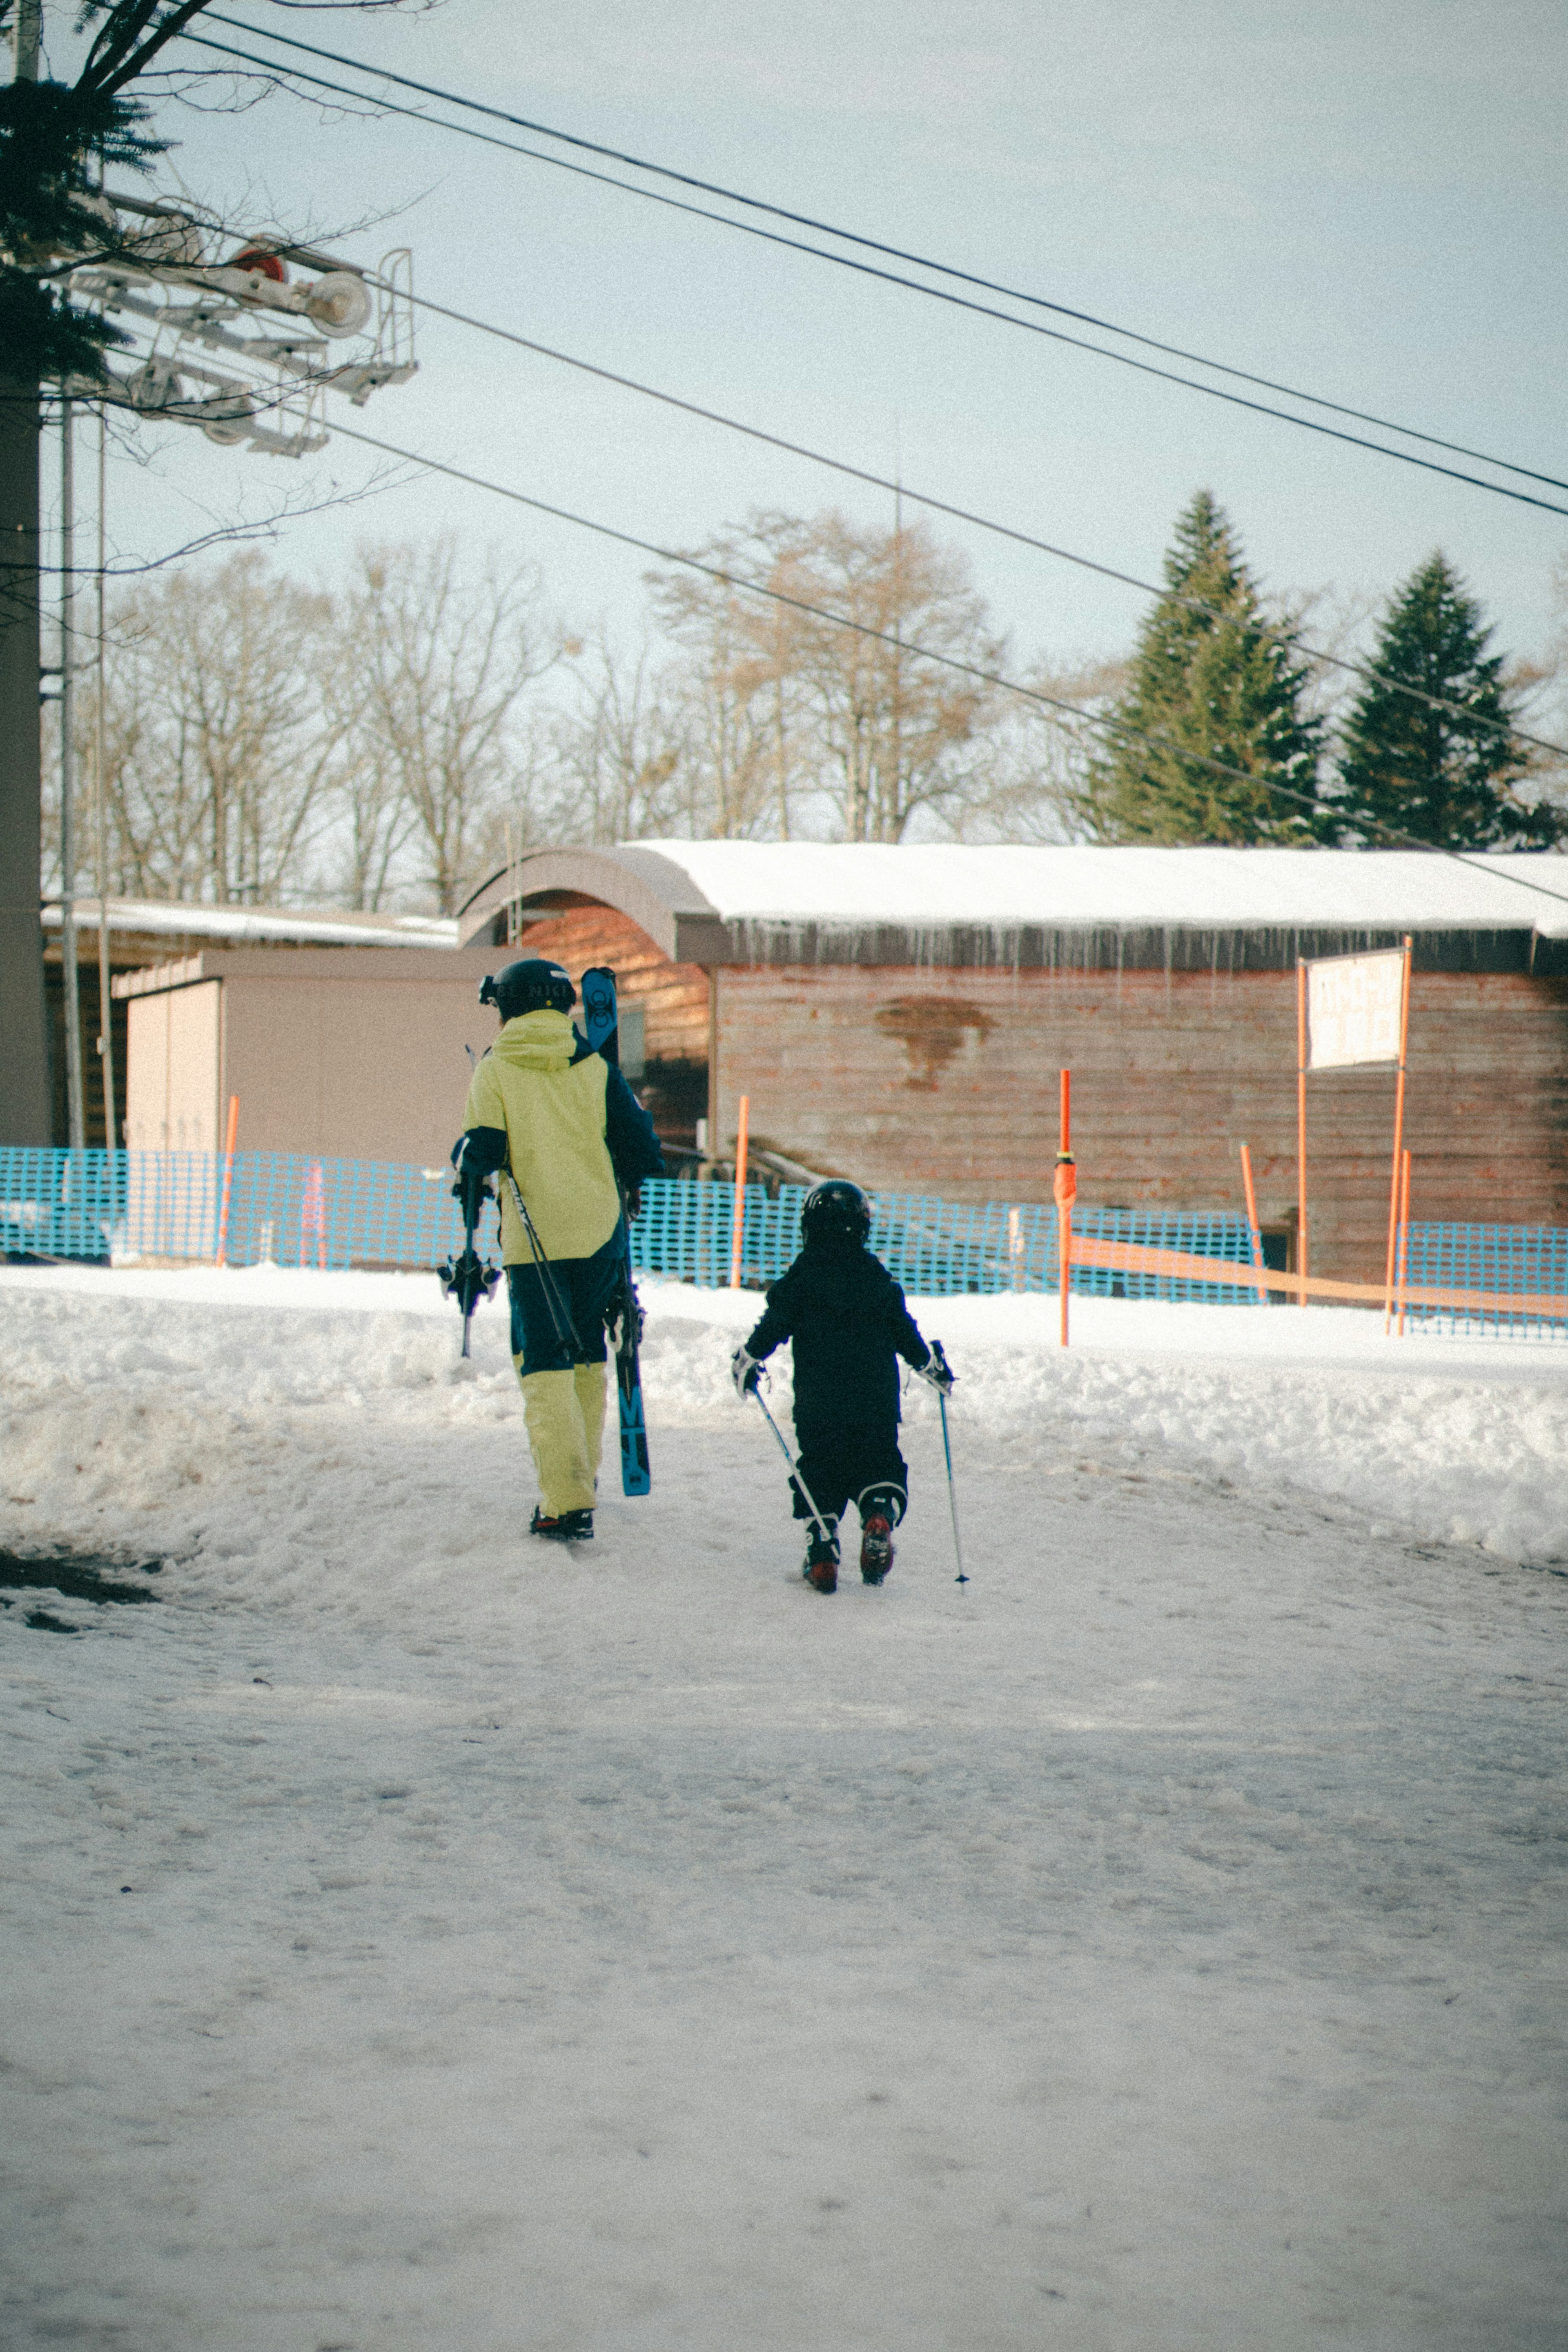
[930,1341,968,1585]
[750,1384,835,1548]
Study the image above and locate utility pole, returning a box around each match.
[0,0,52,1146]
[59,395,86,1148]
[96,408,115,1147]
[13,0,39,77]
[3,5,421,1151]
[890,471,903,847]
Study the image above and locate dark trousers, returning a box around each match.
[507,1222,625,1375]
[791,1415,908,1529]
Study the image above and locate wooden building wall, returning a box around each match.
[711,963,1568,1284]
[512,904,711,1151]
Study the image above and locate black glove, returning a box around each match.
[625,1182,643,1221]
[452,1168,494,1231]
[731,1344,762,1398]
[914,1342,955,1396]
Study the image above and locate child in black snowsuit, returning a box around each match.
[731,1180,952,1594]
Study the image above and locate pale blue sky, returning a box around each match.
[53,0,1568,676]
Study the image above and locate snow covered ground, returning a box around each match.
[2,1264,1565,2349]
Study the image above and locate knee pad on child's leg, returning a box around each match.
[857,1481,906,1528]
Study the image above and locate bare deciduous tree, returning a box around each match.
[43,538,561,914]
[650,511,1010,842]
[42,511,1138,906]
[74,550,345,902]
[949,656,1130,844]
[538,633,688,845]
[650,528,807,838]
[350,538,556,913]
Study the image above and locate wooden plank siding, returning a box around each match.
[713,964,1568,1283]
[512,905,710,1062]
[512,905,712,1153]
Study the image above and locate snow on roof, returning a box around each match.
[42,898,459,950]
[629,842,1568,938]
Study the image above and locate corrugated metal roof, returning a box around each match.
[42,898,459,950]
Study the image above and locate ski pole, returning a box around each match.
[930,1341,968,1585]
[501,1169,584,1358]
[750,1382,835,1548]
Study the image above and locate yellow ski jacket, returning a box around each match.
[462,1010,624,1264]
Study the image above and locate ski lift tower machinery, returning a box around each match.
[64,194,416,455]
[4,202,419,1148]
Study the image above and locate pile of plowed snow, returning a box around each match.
[2,1264,1566,1572]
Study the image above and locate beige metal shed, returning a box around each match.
[115,946,497,1166]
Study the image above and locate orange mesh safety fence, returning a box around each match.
[1068,1232,1568,1322]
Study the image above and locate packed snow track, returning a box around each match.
[2,1267,1565,2350]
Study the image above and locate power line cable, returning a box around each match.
[380,275,1568,766]
[317,411,1568,913]
[137,23,1568,758]
[209,10,1567,496]
[186,20,1568,519]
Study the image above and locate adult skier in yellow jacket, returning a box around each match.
[452,957,664,1541]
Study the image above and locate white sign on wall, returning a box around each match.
[1305,949,1406,1070]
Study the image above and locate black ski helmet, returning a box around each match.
[801,1179,872,1244]
[479,957,576,1021]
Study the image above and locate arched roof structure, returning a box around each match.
[457,841,1568,970]
[459,846,731,963]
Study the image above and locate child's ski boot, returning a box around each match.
[859,1513,895,1585]
[803,1525,840,1594]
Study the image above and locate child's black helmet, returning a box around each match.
[802,1180,871,1243]
[479,958,575,1019]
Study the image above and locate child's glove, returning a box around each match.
[914,1342,955,1396]
[730,1344,762,1398]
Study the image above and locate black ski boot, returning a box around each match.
[531,1505,594,1543]
[859,1512,895,1584]
[803,1525,840,1594]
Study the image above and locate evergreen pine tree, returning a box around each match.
[1081,491,1323,843]
[1332,553,1560,848]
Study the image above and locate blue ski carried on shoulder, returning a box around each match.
[581,965,652,1497]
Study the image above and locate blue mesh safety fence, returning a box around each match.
[1401,1222,1568,1340]
[23,1150,1561,1330]
[641,1184,1264,1300]
[1,1149,1262,1299]
[0,1149,465,1271]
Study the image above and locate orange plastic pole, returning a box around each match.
[1239,1141,1267,1306]
[1054,1068,1076,1348]
[1295,959,1309,1306]
[1395,1148,1412,1338]
[1383,936,1413,1329]
[728,1093,750,1288]
[215,1093,238,1267]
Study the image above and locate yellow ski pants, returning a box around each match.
[517,1360,608,1517]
